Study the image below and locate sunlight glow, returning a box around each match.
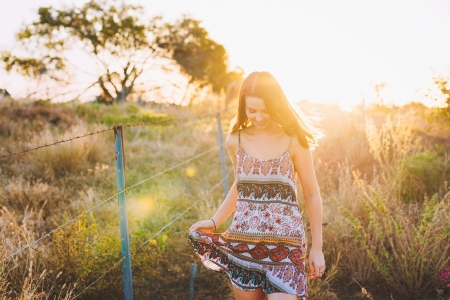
[185,166,197,178]
[1,0,450,110]
[129,196,154,220]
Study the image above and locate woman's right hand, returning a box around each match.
[189,219,216,233]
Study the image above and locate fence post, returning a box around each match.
[114,126,134,300]
[187,263,198,300]
[216,113,228,198]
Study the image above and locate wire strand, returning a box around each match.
[134,171,232,253]
[0,106,236,160]
[124,144,222,192]
[0,128,114,159]
[72,171,232,299]
[1,144,223,262]
[1,192,119,263]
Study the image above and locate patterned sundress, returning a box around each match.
[188,131,308,298]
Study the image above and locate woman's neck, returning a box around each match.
[248,122,284,136]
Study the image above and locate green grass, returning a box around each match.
[0,98,449,299]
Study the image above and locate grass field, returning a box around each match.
[0,97,449,299]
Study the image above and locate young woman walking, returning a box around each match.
[188,71,325,299]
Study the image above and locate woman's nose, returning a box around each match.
[255,113,265,121]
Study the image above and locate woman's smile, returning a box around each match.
[253,120,267,127]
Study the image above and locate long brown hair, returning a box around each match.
[229,71,321,148]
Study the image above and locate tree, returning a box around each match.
[1,0,241,103]
[430,71,450,119]
[156,17,243,105]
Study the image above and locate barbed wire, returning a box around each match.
[0,105,236,160]
[124,144,222,193]
[0,128,115,159]
[1,192,119,263]
[72,170,232,299]
[134,170,232,253]
[1,143,223,262]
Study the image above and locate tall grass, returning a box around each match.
[1,98,449,299]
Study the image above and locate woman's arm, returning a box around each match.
[290,136,326,279]
[189,132,239,232]
[210,180,238,228]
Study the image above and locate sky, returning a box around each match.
[1,0,450,110]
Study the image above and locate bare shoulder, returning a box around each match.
[226,131,239,154]
[290,134,312,161]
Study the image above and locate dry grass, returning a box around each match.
[0,98,449,299]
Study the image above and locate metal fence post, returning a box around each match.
[114,126,134,300]
[216,113,228,198]
[187,263,198,300]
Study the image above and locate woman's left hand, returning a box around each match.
[308,248,325,280]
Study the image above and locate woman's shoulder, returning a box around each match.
[290,134,311,158]
[226,130,239,150]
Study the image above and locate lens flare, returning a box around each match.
[185,166,196,177]
[129,197,153,220]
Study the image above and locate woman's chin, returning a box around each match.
[253,123,271,130]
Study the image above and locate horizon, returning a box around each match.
[1,0,450,111]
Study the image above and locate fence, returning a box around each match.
[0,106,234,299]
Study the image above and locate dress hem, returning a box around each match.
[188,232,308,299]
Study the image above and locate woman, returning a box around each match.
[188,71,325,300]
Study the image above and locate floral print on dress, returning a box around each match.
[188,138,307,299]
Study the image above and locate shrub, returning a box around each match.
[436,267,450,299]
[338,173,450,298]
[29,124,110,179]
[0,176,53,213]
[74,102,169,126]
[99,110,168,126]
[50,213,120,296]
[396,151,449,203]
[365,115,421,183]
[0,101,77,135]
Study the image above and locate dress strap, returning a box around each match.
[238,129,241,146]
[288,136,293,151]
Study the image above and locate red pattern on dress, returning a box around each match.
[188,139,307,298]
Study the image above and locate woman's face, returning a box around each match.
[245,96,274,129]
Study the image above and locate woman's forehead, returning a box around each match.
[245,96,266,109]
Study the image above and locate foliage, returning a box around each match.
[397,151,449,203]
[156,16,243,97]
[436,267,450,300]
[1,99,450,299]
[339,178,450,297]
[74,102,170,126]
[1,0,238,102]
[50,213,120,296]
[0,100,77,136]
[430,70,450,120]
[365,115,421,180]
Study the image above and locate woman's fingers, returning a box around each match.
[309,262,326,280]
[308,249,326,280]
[314,263,326,278]
[189,220,215,232]
[308,260,315,279]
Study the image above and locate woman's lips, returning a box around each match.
[254,121,267,126]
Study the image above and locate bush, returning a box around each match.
[338,175,450,298]
[29,124,111,179]
[396,151,449,203]
[0,101,77,135]
[74,102,169,126]
[50,213,120,296]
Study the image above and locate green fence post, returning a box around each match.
[114,126,134,300]
[187,263,198,300]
